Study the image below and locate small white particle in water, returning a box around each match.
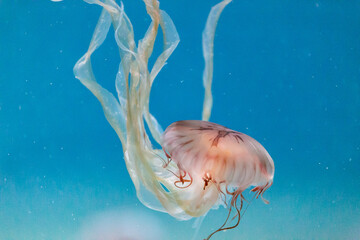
[245,127,249,130]
[4,178,7,182]
[51,200,55,204]
[50,82,53,86]
[335,85,338,88]
[318,162,321,165]
[51,0,63,2]
[18,105,22,110]
[349,158,352,162]
[28,210,32,214]
[56,66,59,70]
[180,80,184,83]
[7,153,11,156]
[325,167,329,170]
[290,147,293,151]
[315,3,319,7]
[60,147,64,150]
[43,146,47,150]
[59,49,63,53]
[40,185,43,189]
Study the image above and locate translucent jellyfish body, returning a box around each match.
[162,120,274,192]
[74,0,274,238]
[162,120,274,238]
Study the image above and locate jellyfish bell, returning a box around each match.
[162,120,274,239]
[162,120,274,193]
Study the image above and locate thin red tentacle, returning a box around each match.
[204,189,244,240]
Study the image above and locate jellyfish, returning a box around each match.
[162,120,274,238]
[73,0,274,239]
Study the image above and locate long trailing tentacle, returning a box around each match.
[204,189,243,240]
[202,0,232,121]
[75,0,191,219]
[204,204,234,240]
[204,187,262,240]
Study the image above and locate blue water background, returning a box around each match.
[1,0,359,239]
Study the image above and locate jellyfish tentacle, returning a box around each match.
[213,180,227,206]
[251,180,272,204]
[229,193,243,225]
[174,179,192,188]
[202,0,233,121]
[165,168,193,189]
[144,10,179,145]
[163,147,171,159]
[174,170,192,189]
[226,186,234,195]
[204,190,243,240]
[240,192,249,203]
[230,193,243,222]
[204,205,233,240]
[162,147,172,167]
[259,181,272,204]
[179,169,193,187]
[151,150,169,168]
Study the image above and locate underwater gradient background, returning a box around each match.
[1,0,359,239]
